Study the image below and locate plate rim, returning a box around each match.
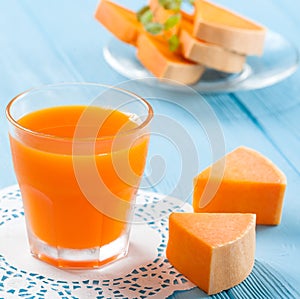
[103,30,300,93]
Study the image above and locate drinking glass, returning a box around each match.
[6,83,153,269]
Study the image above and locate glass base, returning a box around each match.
[28,231,130,269]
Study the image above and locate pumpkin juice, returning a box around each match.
[9,105,150,253]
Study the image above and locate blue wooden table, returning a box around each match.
[1,1,300,298]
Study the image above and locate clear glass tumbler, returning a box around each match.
[6,82,153,269]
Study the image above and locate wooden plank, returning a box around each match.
[18,0,119,82]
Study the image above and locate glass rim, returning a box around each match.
[6,82,153,142]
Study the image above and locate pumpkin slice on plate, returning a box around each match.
[137,33,205,84]
[193,0,266,55]
[95,0,142,46]
[180,20,246,73]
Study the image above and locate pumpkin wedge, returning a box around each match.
[95,0,142,46]
[193,146,286,225]
[137,33,205,84]
[193,0,266,55]
[180,20,245,73]
[167,212,256,295]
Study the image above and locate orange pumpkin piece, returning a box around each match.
[193,0,266,55]
[166,212,256,295]
[149,0,177,24]
[193,146,287,225]
[95,0,204,84]
[137,33,205,84]
[180,20,246,73]
[94,0,142,46]
[149,0,181,38]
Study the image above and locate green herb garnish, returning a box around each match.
[137,6,153,25]
[164,13,181,30]
[145,22,164,35]
[159,0,182,11]
[137,0,193,51]
[168,34,180,51]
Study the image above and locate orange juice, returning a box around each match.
[9,105,149,254]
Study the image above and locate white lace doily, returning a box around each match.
[0,185,195,299]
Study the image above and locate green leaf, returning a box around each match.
[159,0,182,11]
[168,34,180,51]
[158,0,170,9]
[164,13,181,30]
[136,6,153,24]
[141,10,154,25]
[144,22,164,35]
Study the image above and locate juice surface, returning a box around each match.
[10,105,149,249]
[17,105,138,138]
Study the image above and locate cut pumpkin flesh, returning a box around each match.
[94,0,142,46]
[193,0,266,55]
[149,0,176,24]
[180,20,245,73]
[166,212,256,295]
[149,0,181,38]
[137,33,205,84]
[193,146,286,225]
[95,0,204,84]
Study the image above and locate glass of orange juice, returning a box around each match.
[6,82,153,269]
